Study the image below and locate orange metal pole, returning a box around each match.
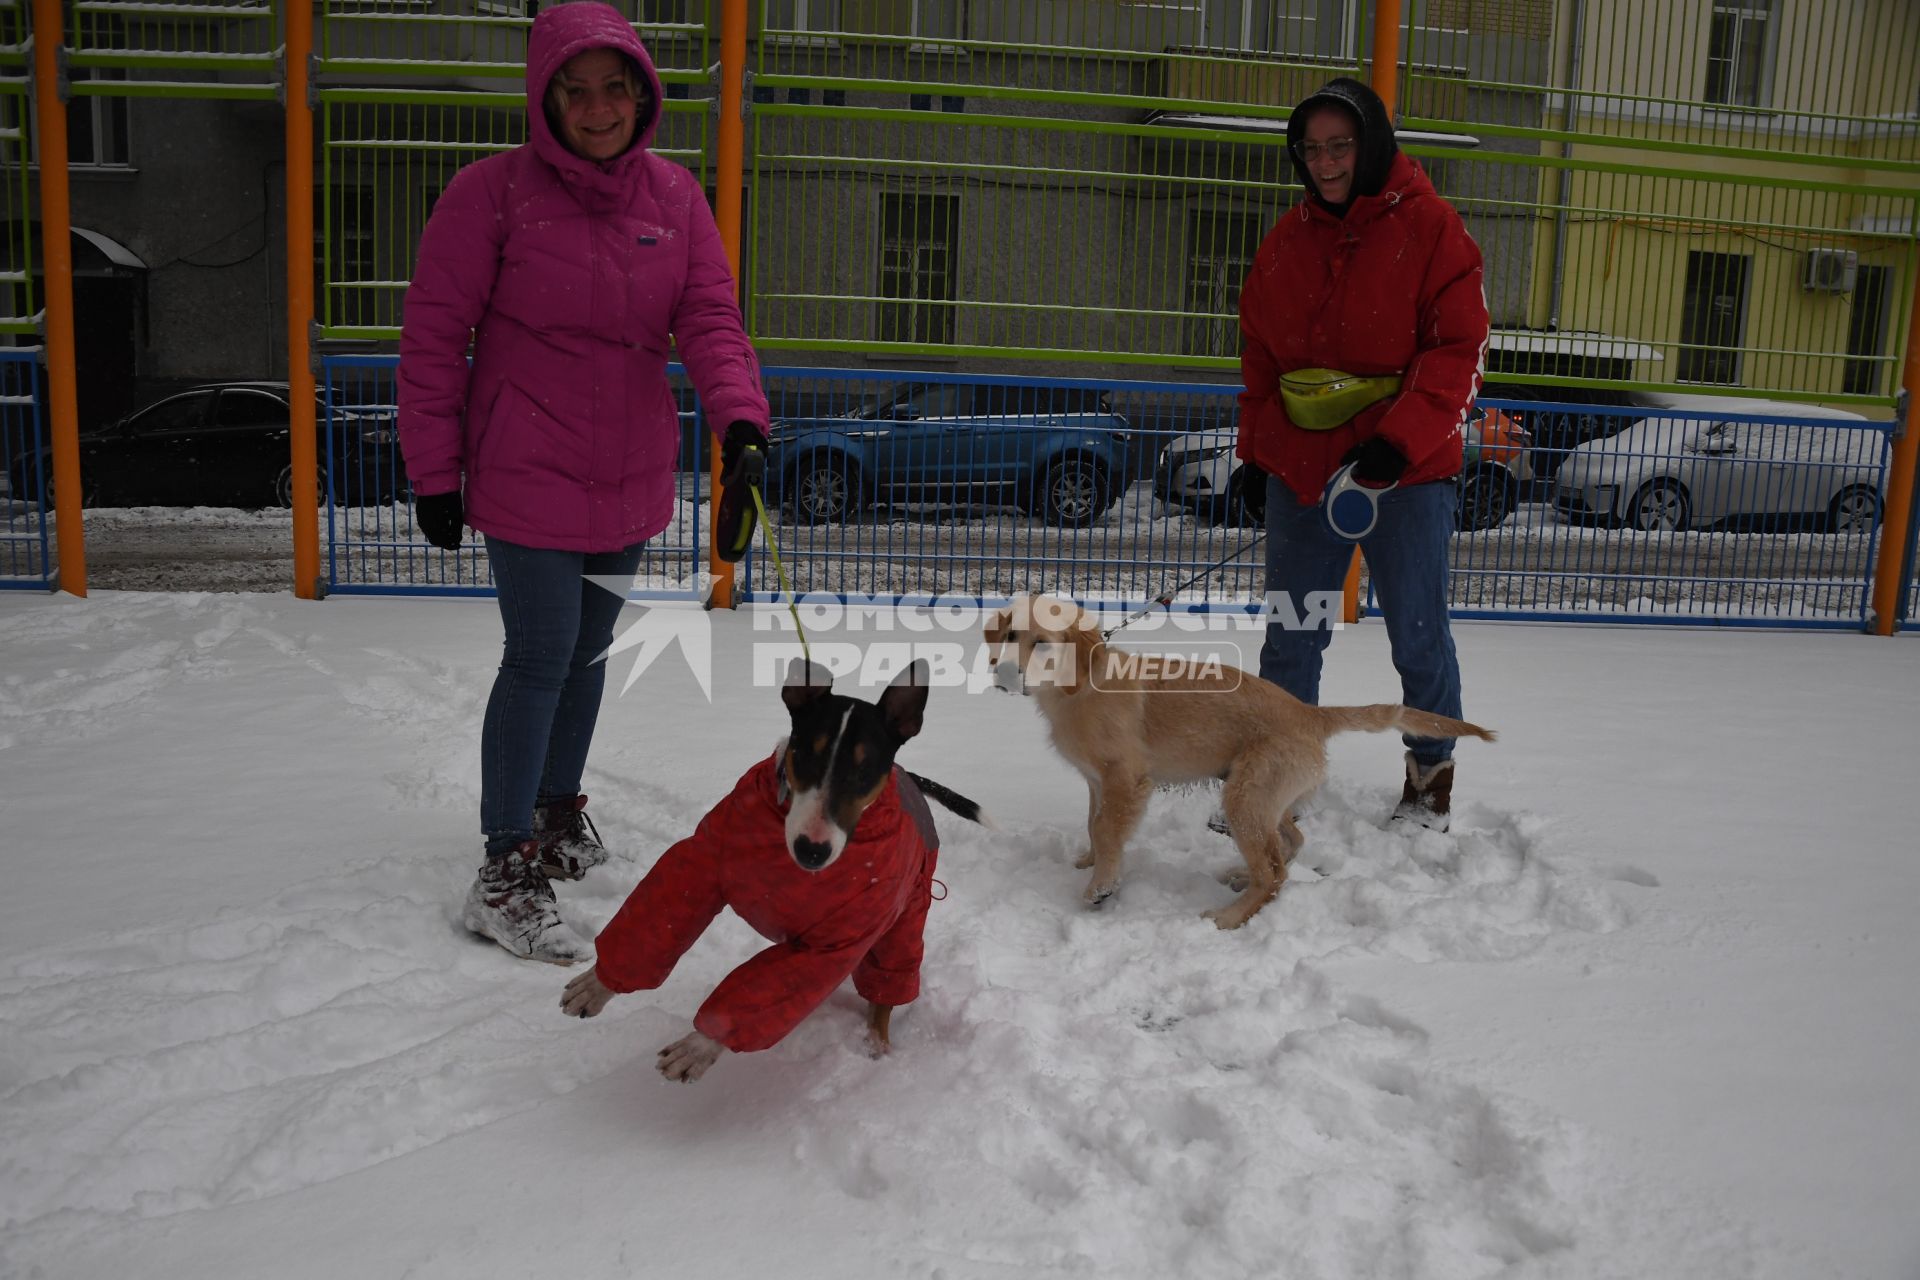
[708,0,749,609]
[1869,280,1920,635]
[1343,0,1404,624]
[285,0,320,598]
[30,0,85,596]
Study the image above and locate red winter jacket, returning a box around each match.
[398,2,768,552]
[1237,152,1489,507]
[591,753,942,1053]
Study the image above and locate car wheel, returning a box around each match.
[1027,454,1114,528]
[20,460,96,510]
[1626,480,1689,533]
[1456,464,1517,532]
[1827,485,1880,534]
[786,454,857,525]
[276,463,334,509]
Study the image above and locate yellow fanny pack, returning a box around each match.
[1278,368,1403,431]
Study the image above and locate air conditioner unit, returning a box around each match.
[1804,248,1858,292]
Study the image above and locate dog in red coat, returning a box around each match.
[561,660,985,1081]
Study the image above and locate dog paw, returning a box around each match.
[1072,849,1095,870]
[1202,905,1247,930]
[657,1030,725,1082]
[1215,866,1251,892]
[1083,878,1119,907]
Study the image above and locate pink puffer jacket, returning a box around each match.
[398,1,768,552]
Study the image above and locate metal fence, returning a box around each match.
[0,347,50,588]
[317,355,1909,629]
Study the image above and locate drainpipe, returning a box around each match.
[1549,0,1584,331]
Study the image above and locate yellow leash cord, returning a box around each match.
[748,483,810,663]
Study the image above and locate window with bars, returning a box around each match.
[876,192,958,347]
[1203,0,1345,58]
[1677,251,1751,385]
[1183,209,1265,359]
[1705,2,1772,107]
[1842,265,1892,397]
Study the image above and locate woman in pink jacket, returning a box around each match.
[398,1,769,964]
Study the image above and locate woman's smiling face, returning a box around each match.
[552,48,642,162]
[1299,104,1361,206]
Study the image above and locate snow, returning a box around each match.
[2,589,1917,1280]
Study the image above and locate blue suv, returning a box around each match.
[764,379,1135,527]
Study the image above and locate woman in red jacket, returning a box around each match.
[1236,77,1490,830]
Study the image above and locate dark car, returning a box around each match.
[5,382,405,509]
[764,380,1136,527]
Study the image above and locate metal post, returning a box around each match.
[30,0,85,596]
[708,0,749,609]
[1870,289,1920,635]
[285,0,320,598]
[1342,0,1405,624]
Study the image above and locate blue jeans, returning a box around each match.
[1258,474,1462,767]
[480,534,646,855]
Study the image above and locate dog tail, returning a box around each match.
[1316,703,1497,744]
[904,771,995,828]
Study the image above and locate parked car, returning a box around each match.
[1153,403,1533,531]
[764,380,1135,527]
[1552,404,1882,533]
[5,382,404,509]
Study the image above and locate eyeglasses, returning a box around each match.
[1296,137,1356,163]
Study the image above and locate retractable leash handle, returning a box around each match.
[1321,461,1395,541]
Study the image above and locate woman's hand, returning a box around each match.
[413,491,466,550]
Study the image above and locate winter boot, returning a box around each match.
[463,841,589,965]
[1391,753,1454,832]
[531,793,610,880]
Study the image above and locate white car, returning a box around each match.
[1553,403,1883,533]
[1153,405,1533,531]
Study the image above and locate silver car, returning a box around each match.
[1553,410,1884,533]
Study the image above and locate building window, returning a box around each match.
[912,0,965,40]
[1183,210,1265,358]
[1705,2,1772,107]
[1677,251,1751,385]
[876,193,958,346]
[1204,0,1341,58]
[68,71,131,167]
[765,0,838,34]
[1842,265,1892,397]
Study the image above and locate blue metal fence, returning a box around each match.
[0,349,51,590]
[317,357,1909,630]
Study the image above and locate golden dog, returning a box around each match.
[984,594,1494,929]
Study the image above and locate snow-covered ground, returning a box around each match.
[2,589,1916,1279]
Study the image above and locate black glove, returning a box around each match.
[715,421,766,564]
[1235,460,1268,525]
[414,490,465,551]
[719,420,767,489]
[1342,437,1408,489]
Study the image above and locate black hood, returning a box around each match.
[1286,76,1399,211]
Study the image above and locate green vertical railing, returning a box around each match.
[315,0,714,342]
[0,0,35,336]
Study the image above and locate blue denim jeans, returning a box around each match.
[1258,473,1463,767]
[480,534,646,855]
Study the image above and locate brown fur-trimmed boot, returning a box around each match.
[1391,753,1454,832]
[531,793,610,881]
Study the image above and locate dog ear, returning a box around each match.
[781,657,835,713]
[878,659,930,741]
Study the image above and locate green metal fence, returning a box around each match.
[316,0,712,339]
[740,0,1919,408]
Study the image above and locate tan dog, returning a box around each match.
[983,594,1494,929]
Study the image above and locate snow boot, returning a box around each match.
[463,841,589,965]
[1390,753,1454,832]
[531,793,610,880]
